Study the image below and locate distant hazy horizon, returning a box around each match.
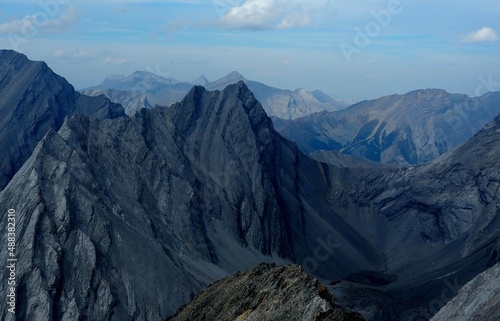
[1,0,499,100]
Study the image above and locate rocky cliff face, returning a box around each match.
[273,89,500,165]
[167,263,365,321]
[0,50,124,190]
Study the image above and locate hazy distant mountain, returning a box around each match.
[206,71,346,120]
[84,89,152,115]
[84,70,346,119]
[167,263,365,321]
[273,89,500,165]
[83,71,194,107]
[2,52,500,321]
[190,75,210,86]
[96,71,182,90]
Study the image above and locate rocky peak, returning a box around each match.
[169,81,272,142]
[204,71,247,91]
[225,71,246,81]
[129,71,179,85]
[191,75,210,86]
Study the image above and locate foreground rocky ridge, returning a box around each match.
[167,263,365,321]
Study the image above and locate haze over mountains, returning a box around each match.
[1,50,500,321]
[82,70,346,119]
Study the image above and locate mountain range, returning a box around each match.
[273,89,500,165]
[1,50,499,321]
[82,70,346,119]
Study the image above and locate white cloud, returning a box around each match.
[220,0,278,30]
[218,0,337,30]
[0,6,78,34]
[278,14,312,29]
[52,50,66,58]
[462,27,499,43]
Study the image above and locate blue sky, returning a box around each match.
[0,0,499,100]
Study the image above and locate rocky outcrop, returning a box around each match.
[273,89,500,165]
[0,50,124,190]
[431,262,500,321]
[167,263,365,321]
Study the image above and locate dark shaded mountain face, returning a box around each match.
[167,263,365,321]
[84,70,346,119]
[0,50,124,191]
[325,113,500,320]
[273,89,500,165]
[1,52,500,321]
